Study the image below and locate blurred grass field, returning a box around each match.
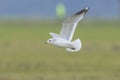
[0,20,120,80]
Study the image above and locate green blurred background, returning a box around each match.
[0,0,120,80]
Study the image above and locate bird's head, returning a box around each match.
[45,38,57,44]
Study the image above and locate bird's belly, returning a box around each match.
[53,42,71,48]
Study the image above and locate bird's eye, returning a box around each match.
[49,40,51,42]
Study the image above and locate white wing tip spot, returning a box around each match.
[85,7,89,10]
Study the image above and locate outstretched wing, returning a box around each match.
[59,7,89,41]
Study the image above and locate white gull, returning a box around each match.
[45,7,89,52]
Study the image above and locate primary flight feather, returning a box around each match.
[46,7,89,52]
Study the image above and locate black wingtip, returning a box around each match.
[75,7,89,15]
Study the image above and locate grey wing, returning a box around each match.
[59,7,89,41]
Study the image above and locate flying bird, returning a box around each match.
[45,7,89,52]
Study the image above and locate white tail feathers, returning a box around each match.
[66,39,82,52]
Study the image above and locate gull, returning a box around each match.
[45,7,89,52]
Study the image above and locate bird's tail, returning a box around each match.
[66,39,82,52]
